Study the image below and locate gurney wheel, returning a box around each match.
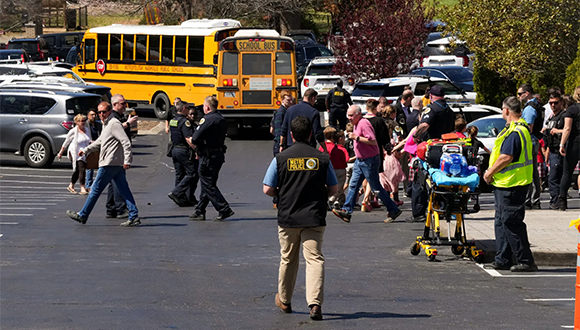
[428,254,436,262]
[472,253,484,263]
[451,245,464,256]
[410,242,421,256]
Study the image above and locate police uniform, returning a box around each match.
[262,141,338,315]
[419,100,455,140]
[490,118,536,269]
[169,113,198,206]
[543,110,566,206]
[190,110,233,219]
[325,86,352,130]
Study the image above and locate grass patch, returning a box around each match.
[88,15,141,28]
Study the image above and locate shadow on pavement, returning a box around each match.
[324,311,431,320]
[138,223,188,227]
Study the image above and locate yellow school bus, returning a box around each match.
[216,30,298,129]
[73,19,241,119]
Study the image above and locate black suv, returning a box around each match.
[6,38,54,62]
[39,32,84,60]
[295,40,333,79]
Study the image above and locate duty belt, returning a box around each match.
[173,144,189,149]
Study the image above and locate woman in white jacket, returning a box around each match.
[57,114,92,194]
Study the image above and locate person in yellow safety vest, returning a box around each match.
[483,96,538,272]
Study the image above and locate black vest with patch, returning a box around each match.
[276,142,330,228]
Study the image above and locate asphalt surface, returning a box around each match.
[0,125,576,329]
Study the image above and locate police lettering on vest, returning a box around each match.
[489,118,533,188]
[275,143,330,228]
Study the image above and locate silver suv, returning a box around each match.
[0,89,102,167]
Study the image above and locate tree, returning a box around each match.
[565,38,580,94]
[330,0,433,81]
[443,0,580,104]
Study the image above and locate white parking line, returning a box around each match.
[0,222,19,225]
[0,208,47,210]
[0,167,71,172]
[0,180,66,185]
[476,263,576,277]
[0,173,70,179]
[561,326,573,328]
[0,186,65,189]
[0,199,67,202]
[524,298,574,301]
[0,203,57,206]
[0,214,33,217]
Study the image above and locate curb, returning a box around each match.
[474,239,576,267]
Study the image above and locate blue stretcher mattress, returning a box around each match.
[427,167,480,191]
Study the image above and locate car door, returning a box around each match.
[0,95,29,152]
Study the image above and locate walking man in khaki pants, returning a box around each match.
[263,116,338,320]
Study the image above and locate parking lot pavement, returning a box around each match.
[0,165,78,222]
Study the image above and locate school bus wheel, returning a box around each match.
[451,245,464,256]
[410,242,421,256]
[153,92,171,120]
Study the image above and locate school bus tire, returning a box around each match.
[153,92,170,120]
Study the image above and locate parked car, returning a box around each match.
[0,63,86,83]
[0,79,137,138]
[0,49,30,63]
[6,38,54,61]
[421,36,472,68]
[295,40,333,79]
[408,66,474,92]
[286,30,317,43]
[0,89,102,167]
[351,76,476,113]
[300,56,354,110]
[38,32,84,60]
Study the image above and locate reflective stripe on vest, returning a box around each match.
[489,118,533,188]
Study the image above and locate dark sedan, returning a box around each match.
[409,66,474,92]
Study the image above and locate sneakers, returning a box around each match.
[384,209,402,223]
[510,263,538,272]
[405,215,427,223]
[332,209,352,223]
[105,213,117,218]
[490,261,512,270]
[332,201,341,210]
[116,210,129,219]
[67,210,87,224]
[309,305,323,320]
[214,209,235,221]
[189,212,206,221]
[275,293,292,313]
[120,218,141,227]
[525,203,541,210]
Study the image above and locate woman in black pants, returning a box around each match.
[556,87,580,210]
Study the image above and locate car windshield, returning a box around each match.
[424,43,471,57]
[66,96,102,115]
[431,81,463,95]
[0,51,24,60]
[439,68,473,81]
[305,46,333,60]
[307,64,334,76]
[7,41,37,53]
[352,84,405,97]
[469,117,506,138]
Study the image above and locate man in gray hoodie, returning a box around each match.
[67,101,140,227]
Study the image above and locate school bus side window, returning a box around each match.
[276,52,292,75]
[188,36,204,63]
[149,35,160,62]
[175,36,186,63]
[110,34,121,60]
[85,39,95,64]
[222,52,238,75]
[122,34,134,62]
[161,35,173,63]
[135,35,147,61]
[97,34,108,60]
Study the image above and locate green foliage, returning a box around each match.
[443,0,580,105]
[565,38,580,94]
[473,60,516,107]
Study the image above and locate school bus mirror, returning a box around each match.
[213,54,218,65]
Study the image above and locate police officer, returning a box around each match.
[543,92,566,208]
[262,116,338,321]
[325,79,352,130]
[189,96,235,221]
[483,96,537,272]
[168,101,198,207]
[406,85,455,223]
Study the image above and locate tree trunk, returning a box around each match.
[279,11,301,35]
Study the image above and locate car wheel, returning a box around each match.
[24,136,54,168]
[153,92,170,120]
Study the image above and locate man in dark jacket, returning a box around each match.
[263,116,338,321]
[280,88,327,153]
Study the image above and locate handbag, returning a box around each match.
[85,151,100,169]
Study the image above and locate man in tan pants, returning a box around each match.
[263,116,338,320]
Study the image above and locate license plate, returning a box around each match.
[224,92,236,98]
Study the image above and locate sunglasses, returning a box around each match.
[549,101,560,105]
[517,92,526,96]
[114,101,127,106]
[97,110,110,114]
